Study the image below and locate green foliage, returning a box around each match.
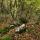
[0,27,9,34]
[0,0,39,25]
[1,35,12,40]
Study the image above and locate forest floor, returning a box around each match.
[0,19,40,40]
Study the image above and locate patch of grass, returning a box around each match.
[0,28,9,34]
[1,35,12,40]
